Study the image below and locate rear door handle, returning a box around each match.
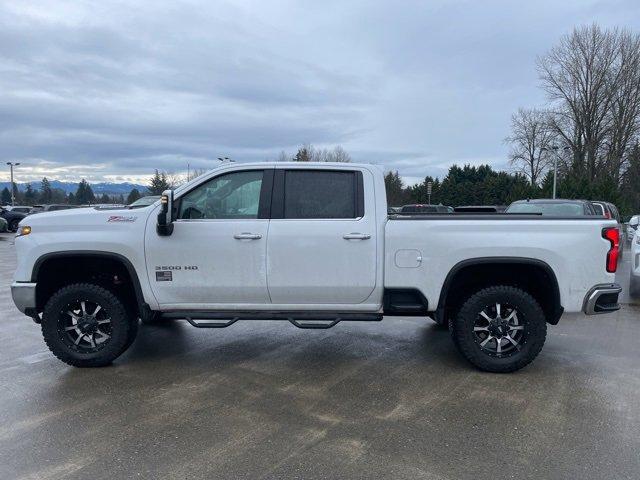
[343,233,371,240]
[234,233,262,240]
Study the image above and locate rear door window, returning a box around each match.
[282,170,361,219]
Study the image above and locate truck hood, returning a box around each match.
[22,206,150,230]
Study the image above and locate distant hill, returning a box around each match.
[0,180,147,195]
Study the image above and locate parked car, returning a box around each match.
[631,228,640,297]
[12,162,621,373]
[454,205,506,213]
[2,205,32,214]
[29,204,79,215]
[506,199,597,216]
[627,215,639,243]
[92,204,127,210]
[399,204,452,214]
[590,201,621,222]
[590,201,625,256]
[0,206,27,232]
[0,216,7,233]
[128,195,161,209]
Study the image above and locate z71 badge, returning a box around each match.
[107,215,137,223]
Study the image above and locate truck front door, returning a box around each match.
[144,168,273,308]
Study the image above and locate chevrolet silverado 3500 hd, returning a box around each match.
[11,162,622,372]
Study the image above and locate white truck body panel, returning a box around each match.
[385,218,615,313]
[12,162,617,317]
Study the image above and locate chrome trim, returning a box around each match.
[582,283,622,315]
[11,282,37,314]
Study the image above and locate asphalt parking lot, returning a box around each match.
[0,233,639,480]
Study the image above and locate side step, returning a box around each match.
[160,311,383,329]
[185,317,240,328]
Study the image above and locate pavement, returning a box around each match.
[0,232,639,480]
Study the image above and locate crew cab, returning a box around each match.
[11,162,622,372]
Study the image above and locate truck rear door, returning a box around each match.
[266,167,377,305]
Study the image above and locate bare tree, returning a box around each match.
[605,30,640,182]
[538,24,625,179]
[327,145,351,163]
[165,171,187,189]
[505,108,555,185]
[276,150,290,162]
[292,144,352,163]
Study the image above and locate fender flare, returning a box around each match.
[436,257,563,325]
[32,251,149,315]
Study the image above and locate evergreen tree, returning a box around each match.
[24,184,37,205]
[40,177,53,203]
[147,170,170,195]
[127,188,142,204]
[11,182,20,204]
[51,188,67,204]
[99,193,111,204]
[68,192,76,205]
[293,145,312,162]
[75,179,95,205]
[384,171,406,206]
[1,187,11,205]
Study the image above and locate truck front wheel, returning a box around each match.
[41,283,137,367]
[451,285,547,373]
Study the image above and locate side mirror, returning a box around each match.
[156,189,174,236]
[630,219,639,228]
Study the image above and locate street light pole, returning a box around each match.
[552,147,558,200]
[6,162,20,206]
[542,146,569,199]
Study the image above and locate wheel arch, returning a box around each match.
[32,251,148,317]
[436,257,563,325]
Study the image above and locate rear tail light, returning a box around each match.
[602,227,619,273]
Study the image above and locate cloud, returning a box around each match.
[0,0,638,183]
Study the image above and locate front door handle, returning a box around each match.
[343,233,371,240]
[234,233,262,240]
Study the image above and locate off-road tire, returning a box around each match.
[42,283,137,367]
[450,285,547,373]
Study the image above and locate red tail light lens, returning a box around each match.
[602,227,619,273]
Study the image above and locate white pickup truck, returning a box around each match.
[11,162,622,372]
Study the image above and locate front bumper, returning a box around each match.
[11,282,37,314]
[582,283,622,315]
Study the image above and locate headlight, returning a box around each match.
[15,225,31,237]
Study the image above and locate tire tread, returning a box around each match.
[451,285,547,373]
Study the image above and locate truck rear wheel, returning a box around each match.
[450,285,547,373]
[41,283,137,367]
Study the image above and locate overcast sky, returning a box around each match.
[1,0,639,185]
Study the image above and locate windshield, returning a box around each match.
[506,202,585,216]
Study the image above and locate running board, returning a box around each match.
[185,317,240,328]
[160,311,383,329]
